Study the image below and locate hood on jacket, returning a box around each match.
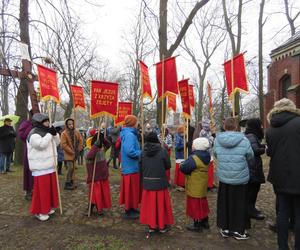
[193,150,211,165]
[269,111,299,128]
[65,118,74,129]
[120,127,138,139]
[216,132,245,148]
[144,142,161,157]
[267,98,300,125]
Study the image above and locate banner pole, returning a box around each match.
[73,107,77,188]
[88,120,102,217]
[48,100,63,215]
[140,61,145,149]
[161,54,165,147]
[186,118,189,159]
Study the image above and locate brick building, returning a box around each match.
[264,31,300,127]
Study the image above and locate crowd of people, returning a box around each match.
[0,98,299,249]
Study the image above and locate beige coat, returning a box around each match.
[61,129,83,161]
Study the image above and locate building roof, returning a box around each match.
[271,30,300,55]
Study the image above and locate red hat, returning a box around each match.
[89,128,97,136]
[124,115,138,127]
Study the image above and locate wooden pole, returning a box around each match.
[48,100,63,215]
[161,55,165,147]
[140,61,145,149]
[72,108,77,188]
[88,120,102,217]
[186,118,189,159]
[231,55,235,117]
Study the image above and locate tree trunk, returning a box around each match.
[258,0,265,122]
[197,76,205,122]
[1,76,9,115]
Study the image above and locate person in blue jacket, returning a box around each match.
[214,117,254,240]
[119,115,141,219]
[174,125,185,188]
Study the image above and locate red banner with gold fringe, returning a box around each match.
[167,93,177,112]
[115,102,133,126]
[189,85,195,108]
[178,79,191,119]
[139,61,152,100]
[70,85,85,110]
[37,64,60,103]
[90,81,118,119]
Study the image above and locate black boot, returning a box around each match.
[25,191,32,201]
[200,217,210,229]
[186,220,202,232]
[58,165,62,175]
[64,182,74,190]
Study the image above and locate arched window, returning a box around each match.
[281,75,291,98]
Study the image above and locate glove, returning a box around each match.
[48,126,57,136]
[94,139,103,148]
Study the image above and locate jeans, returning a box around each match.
[276,193,300,250]
[0,153,12,172]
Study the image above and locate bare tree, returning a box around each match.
[283,0,300,36]
[181,2,225,122]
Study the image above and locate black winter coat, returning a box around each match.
[266,110,300,195]
[0,125,16,153]
[245,133,265,184]
[139,142,171,191]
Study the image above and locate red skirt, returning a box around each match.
[89,179,111,211]
[120,173,141,210]
[186,195,209,220]
[208,161,214,188]
[174,162,185,187]
[30,172,58,215]
[165,169,170,183]
[140,189,174,230]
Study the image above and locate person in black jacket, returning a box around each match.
[0,118,16,173]
[139,132,174,233]
[266,98,300,250]
[244,118,266,220]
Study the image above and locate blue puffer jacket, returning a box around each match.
[175,133,184,159]
[120,127,141,175]
[214,131,254,185]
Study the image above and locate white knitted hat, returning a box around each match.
[192,137,210,151]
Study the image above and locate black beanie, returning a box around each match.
[145,131,160,144]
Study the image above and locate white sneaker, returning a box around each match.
[35,214,49,221]
[48,209,56,215]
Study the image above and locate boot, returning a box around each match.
[64,182,74,190]
[186,220,202,232]
[58,165,62,175]
[200,217,210,229]
[25,191,32,201]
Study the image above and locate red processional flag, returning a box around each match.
[156,56,178,101]
[139,60,152,100]
[178,79,191,119]
[115,102,133,126]
[90,80,118,119]
[70,85,85,110]
[207,82,213,114]
[167,93,177,112]
[224,53,248,98]
[37,64,60,103]
[188,85,195,108]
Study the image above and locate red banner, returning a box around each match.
[178,79,191,119]
[156,56,178,101]
[115,102,133,126]
[139,61,152,100]
[224,53,248,97]
[37,64,60,103]
[167,93,177,112]
[189,85,195,108]
[70,85,85,110]
[207,82,213,114]
[90,81,118,119]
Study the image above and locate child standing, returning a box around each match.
[174,125,185,188]
[180,137,211,232]
[27,113,60,221]
[85,132,111,216]
[139,132,174,233]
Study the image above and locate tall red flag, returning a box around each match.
[207,82,213,114]
[90,81,118,119]
[70,85,85,110]
[167,93,177,112]
[115,102,133,126]
[224,53,248,97]
[178,79,191,119]
[156,56,178,101]
[139,61,152,100]
[37,64,60,103]
[188,85,195,108]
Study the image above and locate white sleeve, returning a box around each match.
[53,134,60,146]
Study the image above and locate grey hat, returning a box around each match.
[32,113,49,123]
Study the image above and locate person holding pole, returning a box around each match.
[27,113,60,221]
[120,115,141,219]
[85,130,111,216]
[61,118,83,190]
